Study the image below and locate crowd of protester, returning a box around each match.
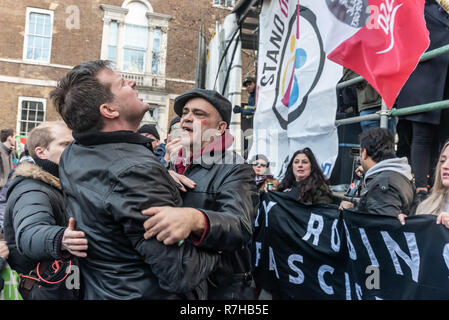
[0,59,445,300]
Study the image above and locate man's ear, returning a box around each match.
[99,102,119,119]
[34,146,48,160]
[217,121,227,135]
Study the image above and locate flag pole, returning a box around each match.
[380,100,388,129]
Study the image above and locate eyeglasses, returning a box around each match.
[252,161,267,167]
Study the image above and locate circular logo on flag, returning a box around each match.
[325,0,370,28]
[271,5,325,130]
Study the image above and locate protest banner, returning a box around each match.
[254,191,449,299]
[250,0,341,179]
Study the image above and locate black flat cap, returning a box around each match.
[137,124,160,140]
[243,77,255,86]
[174,88,232,126]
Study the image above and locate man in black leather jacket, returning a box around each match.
[50,60,220,299]
[142,88,259,299]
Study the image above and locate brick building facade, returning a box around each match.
[0,0,256,141]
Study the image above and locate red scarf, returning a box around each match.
[175,130,234,174]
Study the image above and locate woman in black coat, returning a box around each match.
[396,0,449,197]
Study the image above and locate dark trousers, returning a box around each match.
[410,121,438,188]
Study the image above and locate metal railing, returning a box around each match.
[119,71,165,89]
[335,44,449,127]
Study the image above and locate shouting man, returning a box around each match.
[143,88,259,299]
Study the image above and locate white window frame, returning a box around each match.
[107,20,119,68]
[122,23,149,74]
[23,7,54,64]
[16,97,47,136]
[151,28,162,75]
[100,3,170,78]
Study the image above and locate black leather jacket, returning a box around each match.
[59,131,220,300]
[176,148,259,299]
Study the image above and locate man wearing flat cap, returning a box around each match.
[142,88,259,300]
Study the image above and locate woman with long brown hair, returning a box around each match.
[277,148,333,204]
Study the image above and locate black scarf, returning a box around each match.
[32,157,60,178]
[73,130,153,151]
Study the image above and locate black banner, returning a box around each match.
[253,192,449,299]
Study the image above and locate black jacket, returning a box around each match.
[4,162,68,275]
[176,148,259,299]
[357,158,416,217]
[59,131,220,300]
[396,2,449,124]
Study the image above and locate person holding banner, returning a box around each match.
[249,154,278,192]
[277,148,333,204]
[415,140,449,228]
[339,128,416,218]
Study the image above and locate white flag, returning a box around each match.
[250,0,342,179]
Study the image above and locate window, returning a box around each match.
[123,24,148,73]
[152,29,161,75]
[214,0,234,7]
[17,97,46,136]
[108,21,119,68]
[100,1,170,77]
[122,2,149,73]
[23,8,53,63]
